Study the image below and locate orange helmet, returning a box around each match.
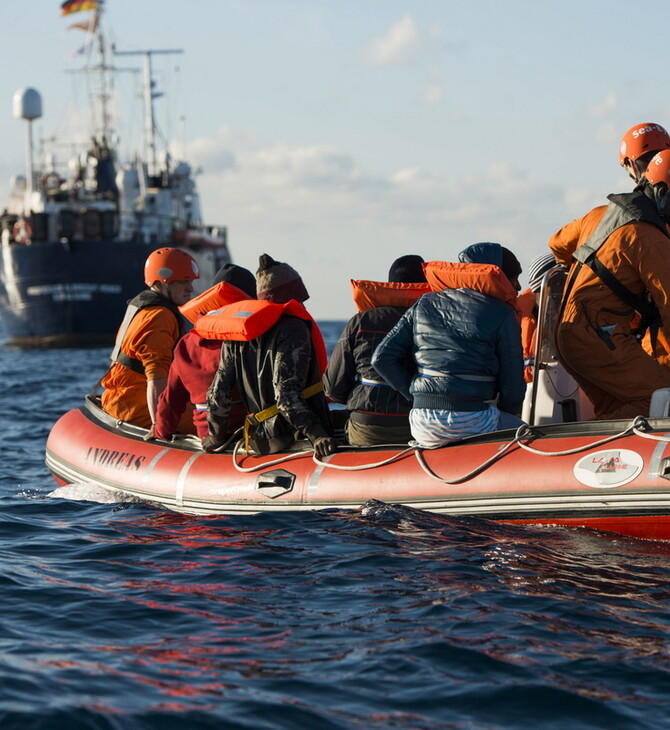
[144,248,200,287]
[619,123,670,166]
[643,150,670,187]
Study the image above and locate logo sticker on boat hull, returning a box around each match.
[573,449,643,488]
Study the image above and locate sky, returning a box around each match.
[3,0,670,318]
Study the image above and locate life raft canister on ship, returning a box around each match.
[12,217,32,244]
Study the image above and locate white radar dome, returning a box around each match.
[13,88,42,121]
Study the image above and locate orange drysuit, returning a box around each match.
[548,205,606,266]
[557,210,670,420]
[550,205,670,376]
[101,304,194,431]
[643,328,670,371]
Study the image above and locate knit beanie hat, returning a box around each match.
[212,263,257,298]
[526,253,557,293]
[500,247,522,283]
[388,255,427,283]
[256,253,309,303]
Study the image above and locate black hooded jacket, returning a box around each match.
[324,306,414,426]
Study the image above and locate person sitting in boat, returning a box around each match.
[556,149,670,420]
[324,255,430,446]
[517,252,560,383]
[371,242,526,449]
[147,263,257,442]
[100,248,200,430]
[201,254,336,457]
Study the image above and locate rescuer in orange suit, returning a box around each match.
[556,149,670,420]
[548,123,670,266]
[101,247,200,429]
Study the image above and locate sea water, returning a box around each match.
[1,322,670,730]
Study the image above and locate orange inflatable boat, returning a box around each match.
[45,267,670,541]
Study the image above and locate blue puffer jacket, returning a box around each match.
[371,243,526,414]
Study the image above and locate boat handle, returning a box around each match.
[256,469,296,498]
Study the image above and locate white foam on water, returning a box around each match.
[48,483,138,504]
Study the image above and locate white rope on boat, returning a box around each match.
[230,438,418,473]
[311,446,417,470]
[413,435,522,485]
[632,425,670,442]
[224,415,659,484]
[408,418,651,484]
[514,417,645,457]
[231,438,314,473]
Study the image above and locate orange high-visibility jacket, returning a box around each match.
[101,306,181,428]
[558,215,670,419]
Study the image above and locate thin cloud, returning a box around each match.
[589,92,618,118]
[366,17,446,107]
[367,15,420,66]
[193,133,559,236]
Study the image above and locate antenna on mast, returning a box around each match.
[113,49,183,176]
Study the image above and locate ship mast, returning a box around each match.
[63,0,116,144]
[93,2,111,142]
[113,48,183,177]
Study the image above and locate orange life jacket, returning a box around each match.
[180,281,252,324]
[192,298,328,374]
[350,279,431,312]
[423,261,521,315]
[517,288,537,383]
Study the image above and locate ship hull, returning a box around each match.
[0,238,228,347]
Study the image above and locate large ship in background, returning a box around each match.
[0,0,231,347]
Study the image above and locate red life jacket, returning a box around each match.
[423,261,521,315]
[180,281,251,324]
[350,279,431,312]
[192,299,328,374]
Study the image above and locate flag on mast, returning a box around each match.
[61,0,98,17]
[67,16,99,32]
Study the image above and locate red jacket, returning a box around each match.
[154,281,258,439]
[153,331,246,439]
